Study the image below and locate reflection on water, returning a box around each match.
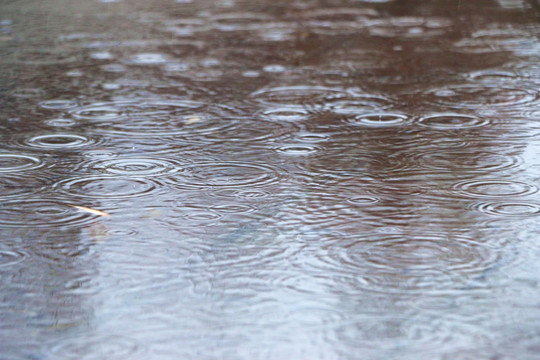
[1,0,539,358]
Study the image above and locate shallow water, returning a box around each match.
[0,0,539,359]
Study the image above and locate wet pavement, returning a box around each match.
[0,0,540,359]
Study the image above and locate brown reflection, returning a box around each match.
[0,0,539,358]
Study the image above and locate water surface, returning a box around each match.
[1,0,540,359]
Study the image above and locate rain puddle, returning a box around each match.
[1,0,539,359]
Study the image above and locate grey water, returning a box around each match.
[0,0,539,359]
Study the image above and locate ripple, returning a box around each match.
[368,16,452,38]
[471,201,540,217]
[260,107,311,122]
[7,47,78,65]
[346,112,410,127]
[453,179,538,198]
[55,176,160,199]
[210,12,272,32]
[300,7,376,35]
[250,86,352,108]
[11,88,45,98]
[0,154,44,172]
[0,249,28,268]
[95,157,183,176]
[346,195,381,205]
[418,151,522,173]
[422,84,539,110]
[69,99,240,137]
[126,52,168,65]
[45,118,77,127]
[182,211,223,222]
[50,334,143,360]
[0,173,48,199]
[454,27,537,54]
[209,203,257,214]
[23,134,94,149]
[167,161,281,189]
[295,132,330,143]
[274,144,321,156]
[418,113,489,130]
[212,188,273,199]
[0,199,101,228]
[322,233,498,293]
[329,93,393,114]
[39,100,79,110]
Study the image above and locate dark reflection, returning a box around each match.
[1,0,540,358]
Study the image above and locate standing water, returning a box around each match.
[0,0,539,359]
